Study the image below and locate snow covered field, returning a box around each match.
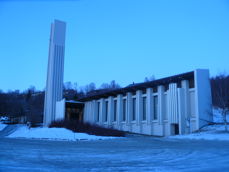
[7,126,116,141]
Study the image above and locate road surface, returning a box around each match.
[0,136,229,171]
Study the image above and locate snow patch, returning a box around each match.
[0,123,7,131]
[7,126,117,141]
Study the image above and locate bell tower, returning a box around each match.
[43,20,66,126]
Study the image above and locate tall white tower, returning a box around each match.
[43,20,66,126]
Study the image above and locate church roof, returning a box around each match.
[78,71,194,102]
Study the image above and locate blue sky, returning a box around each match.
[0,0,229,92]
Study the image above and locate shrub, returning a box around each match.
[49,120,125,137]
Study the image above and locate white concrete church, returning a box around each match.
[43,20,212,136]
[81,69,212,136]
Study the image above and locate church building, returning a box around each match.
[43,20,212,136]
[80,69,212,136]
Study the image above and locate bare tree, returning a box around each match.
[211,74,229,131]
[84,82,96,94]
[100,80,120,90]
[100,83,110,89]
[73,82,78,90]
[144,77,149,82]
[110,80,120,89]
[64,81,73,90]
[144,75,155,82]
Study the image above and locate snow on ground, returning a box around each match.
[0,123,7,131]
[170,124,229,141]
[4,108,229,141]
[170,108,229,141]
[7,126,117,141]
[213,108,229,123]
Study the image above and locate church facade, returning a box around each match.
[80,69,212,136]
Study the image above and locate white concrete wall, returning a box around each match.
[55,99,65,121]
[83,69,212,136]
[194,69,213,129]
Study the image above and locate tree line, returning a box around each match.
[0,75,228,126]
[0,80,121,123]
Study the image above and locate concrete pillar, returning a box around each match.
[91,100,97,123]
[108,96,114,126]
[136,90,143,125]
[94,100,99,123]
[83,102,88,122]
[99,98,105,125]
[85,102,91,123]
[181,80,190,134]
[89,101,94,123]
[88,102,91,122]
[168,83,178,135]
[158,85,165,125]
[168,83,178,124]
[87,102,91,122]
[194,69,212,130]
[117,94,123,125]
[178,88,185,134]
[146,88,153,125]
[126,92,133,125]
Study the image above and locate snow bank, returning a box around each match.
[7,126,117,141]
[170,125,229,141]
[0,123,7,131]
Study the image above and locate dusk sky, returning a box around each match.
[0,0,229,92]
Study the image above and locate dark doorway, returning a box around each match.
[171,124,179,135]
[174,124,179,135]
[65,101,84,121]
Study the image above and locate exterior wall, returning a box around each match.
[43,20,66,126]
[194,69,213,129]
[55,99,65,121]
[83,69,212,136]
